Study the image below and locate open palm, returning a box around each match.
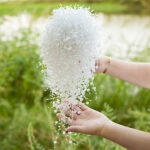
[56,101,110,136]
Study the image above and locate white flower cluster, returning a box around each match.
[41,6,101,105]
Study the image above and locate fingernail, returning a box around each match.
[66,130,68,134]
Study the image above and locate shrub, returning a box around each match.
[0,29,44,107]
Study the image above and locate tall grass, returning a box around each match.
[0,29,150,150]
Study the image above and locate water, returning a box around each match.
[97,14,150,59]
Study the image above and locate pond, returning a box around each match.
[0,13,150,59]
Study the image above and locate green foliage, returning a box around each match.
[0,101,55,150]
[0,29,43,106]
[121,0,150,14]
[0,0,149,18]
[0,1,133,18]
[28,123,46,150]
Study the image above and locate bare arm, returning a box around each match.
[95,56,150,89]
[57,101,150,150]
[102,121,150,150]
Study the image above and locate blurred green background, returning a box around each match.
[0,0,150,150]
[0,0,150,17]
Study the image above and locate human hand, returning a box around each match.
[94,56,110,74]
[56,101,111,136]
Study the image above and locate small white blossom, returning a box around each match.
[41,6,100,116]
[63,131,66,134]
[93,87,96,90]
[68,131,72,135]
[69,140,72,144]
[55,121,58,125]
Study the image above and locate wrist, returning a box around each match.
[100,120,114,137]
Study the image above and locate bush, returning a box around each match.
[0,29,44,107]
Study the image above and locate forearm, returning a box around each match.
[101,121,150,150]
[104,57,150,89]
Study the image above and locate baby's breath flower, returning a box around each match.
[41,6,100,115]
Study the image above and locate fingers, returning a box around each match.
[63,100,78,109]
[59,101,76,119]
[62,99,88,111]
[66,125,88,134]
[93,59,100,74]
[64,106,81,120]
[58,100,88,121]
[66,126,83,133]
[64,100,88,111]
[56,113,72,125]
[95,59,100,67]
[77,101,88,111]
[60,100,82,119]
[66,109,78,120]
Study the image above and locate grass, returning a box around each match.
[0,2,128,17]
[0,28,150,149]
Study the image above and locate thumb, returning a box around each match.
[66,126,83,133]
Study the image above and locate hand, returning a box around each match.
[56,101,111,136]
[95,56,110,74]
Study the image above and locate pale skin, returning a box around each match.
[56,56,150,150]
